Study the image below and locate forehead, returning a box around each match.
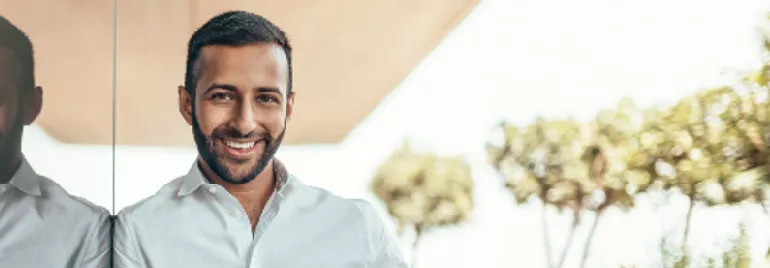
[197,43,289,94]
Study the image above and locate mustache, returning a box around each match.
[210,127,273,142]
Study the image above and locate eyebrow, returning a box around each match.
[204,83,238,93]
[256,87,282,94]
[204,83,282,96]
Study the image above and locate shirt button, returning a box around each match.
[208,187,218,194]
[231,210,239,217]
[0,185,6,193]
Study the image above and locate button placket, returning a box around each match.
[207,185,250,230]
[210,186,256,259]
[253,195,282,244]
[248,193,281,268]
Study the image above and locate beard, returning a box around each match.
[0,109,25,174]
[192,114,285,185]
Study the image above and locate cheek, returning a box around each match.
[265,112,287,134]
[0,103,19,135]
[195,105,228,136]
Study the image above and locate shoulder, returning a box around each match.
[116,175,186,221]
[33,176,112,243]
[288,182,406,266]
[287,178,387,231]
[40,176,111,220]
[285,178,365,211]
[113,175,188,246]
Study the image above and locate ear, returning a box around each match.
[22,86,42,125]
[178,85,194,126]
[285,91,295,122]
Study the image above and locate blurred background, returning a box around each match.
[5,0,770,267]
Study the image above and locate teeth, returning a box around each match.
[224,140,256,149]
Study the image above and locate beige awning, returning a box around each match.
[1,0,478,146]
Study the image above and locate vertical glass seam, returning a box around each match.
[111,0,118,215]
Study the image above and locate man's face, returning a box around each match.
[180,43,293,184]
[0,48,25,170]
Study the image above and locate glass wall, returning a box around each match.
[1,1,116,266]
[2,0,115,212]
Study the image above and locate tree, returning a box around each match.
[371,142,475,268]
[746,13,770,217]
[486,81,770,268]
[486,111,645,268]
[648,85,766,267]
[485,12,770,268]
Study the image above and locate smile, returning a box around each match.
[220,139,262,159]
[224,139,257,149]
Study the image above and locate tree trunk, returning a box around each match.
[542,201,554,268]
[579,209,604,268]
[412,225,424,268]
[556,210,580,268]
[579,149,607,268]
[680,189,696,267]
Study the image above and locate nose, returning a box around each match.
[231,100,258,135]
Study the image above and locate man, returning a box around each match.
[114,11,407,268]
[0,16,112,267]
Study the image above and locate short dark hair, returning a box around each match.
[184,11,292,98]
[0,16,35,94]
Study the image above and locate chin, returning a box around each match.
[228,172,253,182]
[227,177,251,184]
[224,164,259,179]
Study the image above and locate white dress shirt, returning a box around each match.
[114,159,407,268]
[0,156,112,268]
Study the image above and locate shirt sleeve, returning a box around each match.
[113,212,144,268]
[353,200,409,268]
[75,209,112,268]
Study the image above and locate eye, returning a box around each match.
[211,92,233,100]
[257,94,279,103]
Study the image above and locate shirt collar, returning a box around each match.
[177,158,291,197]
[6,156,43,196]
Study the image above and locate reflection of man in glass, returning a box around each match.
[114,11,406,267]
[0,16,111,267]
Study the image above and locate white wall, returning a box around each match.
[21,125,113,211]
[20,0,770,267]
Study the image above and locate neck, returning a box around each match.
[0,153,22,185]
[198,158,276,195]
[197,157,276,230]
